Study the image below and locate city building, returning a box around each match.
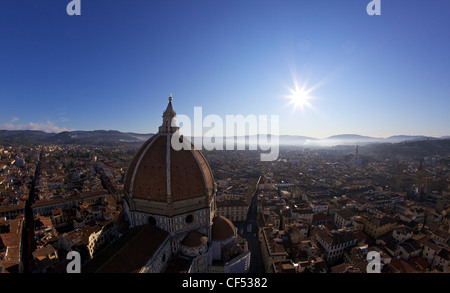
[334,208,357,229]
[216,198,249,222]
[315,227,358,264]
[260,227,289,273]
[0,216,25,273]
[362,215,398,239]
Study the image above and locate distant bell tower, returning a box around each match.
[351,145,362,167]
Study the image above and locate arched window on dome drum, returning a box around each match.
[148,216,157,226]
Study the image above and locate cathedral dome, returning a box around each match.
[124,98,215,205]
[181,230,208,247]
[211,216,236,241]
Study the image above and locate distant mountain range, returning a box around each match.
[0,130,448,147]
[0,130,154,145]
[296,134,441,147]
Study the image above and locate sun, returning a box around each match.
[281,64,328,114]
[284,82,315,112]
[289,86,312,110]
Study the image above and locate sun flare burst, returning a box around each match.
[283,80,316,113]
[288,85,313,111]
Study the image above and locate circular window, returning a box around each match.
[148,216,157,226]
[185,214,194,224]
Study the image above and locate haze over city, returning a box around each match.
[1,0,450,138]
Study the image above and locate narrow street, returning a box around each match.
[236,191,265,273]
[22,149,42,272]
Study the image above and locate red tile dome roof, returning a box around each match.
[124,99,214,204]
[181,230,208,247]
[211,216,236,241]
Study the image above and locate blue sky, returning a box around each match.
[1,0,449,138]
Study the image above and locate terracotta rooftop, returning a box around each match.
[368,216,397,227]
[32,245,57,260]
[388,257,418,273]
[409,256,430,271]
[317,228,357,247]
[31,189,108,208]
[336,208,356,220]
[163,255,191,273]
[273,260,297,273]
[82,224,169,273]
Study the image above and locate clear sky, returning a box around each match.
[1,0,449,138]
